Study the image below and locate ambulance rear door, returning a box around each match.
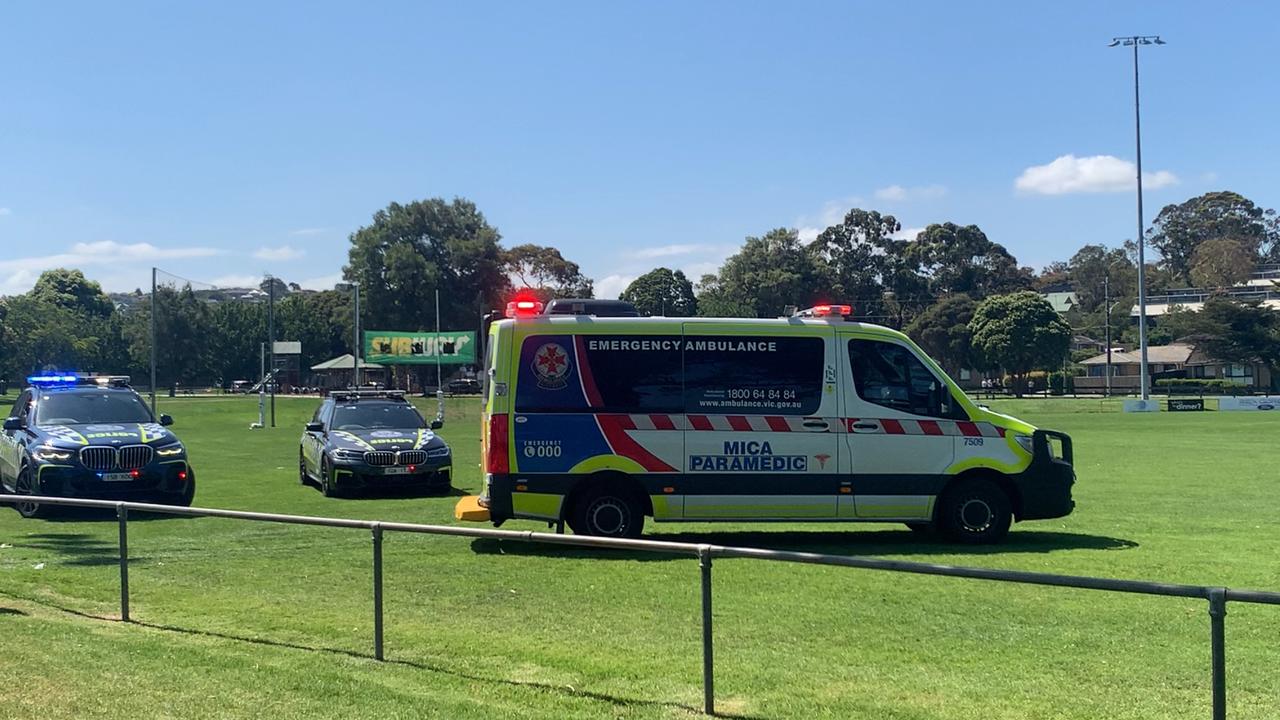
[679,323,841,519]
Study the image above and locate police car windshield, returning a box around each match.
[36,392,153,425]
[331,403,424,430]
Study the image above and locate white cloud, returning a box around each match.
[594,274,636,300]
[209,274,263,289]
[289,227,328,236]
[0,208,11,216]
[253,245,305,261]
[626,243,710,260]
[0,241,223,296]
[1015,154,1178,195]
[299,273,343,291]
[873,184,947,202]
[892,226,927,240]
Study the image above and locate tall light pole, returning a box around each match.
[1110,34,1165,400]
[337,281,362,387]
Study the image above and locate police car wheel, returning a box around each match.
[569,485,644,539]
[320,458,339,497]
[940,478,1011,544]
[14,466,49,519]
[298,450,310,486]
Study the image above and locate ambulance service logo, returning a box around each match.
[532,343,571,390]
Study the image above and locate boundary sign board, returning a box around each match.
[365,331,476,365]
[1217,396,1279,412]
[1168,398,1204,412]
[1123,399,1160,413]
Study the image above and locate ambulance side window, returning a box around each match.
[684,336,824,415]
[515,335,683,413]
[848,339,965,420]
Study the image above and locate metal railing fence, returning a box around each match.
[3,495,1279,719]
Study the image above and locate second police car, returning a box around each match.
[299,389,452,496]
[1,375,195,518]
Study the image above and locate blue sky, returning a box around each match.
[2,1,1277,298]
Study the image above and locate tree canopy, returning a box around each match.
[1147,191,1280,283]
[504,243,594,301]
[620,268,697,317]
[968,291,1071,390]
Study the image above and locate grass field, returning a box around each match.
[1,394,1278,719]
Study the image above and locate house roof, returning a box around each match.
[310,353,385,371]
[1042,291,1076,313]
[1078,343,1194,366]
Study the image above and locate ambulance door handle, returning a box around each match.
[851,422,880,432]
[802,419,829,431]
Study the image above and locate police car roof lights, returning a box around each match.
[27,373,131,388]
[331,388,408,401]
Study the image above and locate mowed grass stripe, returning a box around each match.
[0,394,1278,718]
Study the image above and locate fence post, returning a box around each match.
[372,523,384,661]
[1209,588,1227,720]
[116,503,129,622]
[698,544,715,716]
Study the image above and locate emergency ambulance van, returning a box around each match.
[455,302,1075,543]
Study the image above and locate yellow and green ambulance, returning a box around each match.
[455,302,1075,543]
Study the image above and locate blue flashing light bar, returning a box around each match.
[28,374,80,384]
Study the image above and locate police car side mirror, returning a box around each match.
[305,422,324,433]
[159,414,174,426]
[3,417,22,432]
[430,420,443,430]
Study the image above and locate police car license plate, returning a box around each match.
[102,472,133,482]
[381,466,410,475]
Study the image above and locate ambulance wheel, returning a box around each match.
[568,483,645,539]
[939,478,1011,544]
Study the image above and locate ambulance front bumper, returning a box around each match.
[1014,429,1076,521]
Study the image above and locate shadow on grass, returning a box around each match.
[0,588,759,719]
[0,607,30,616]
[302,480,468,501]
[13,532,142,567]
[469,529,1138,562]
[24,506,197,524]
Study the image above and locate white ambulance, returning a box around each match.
[455,302,1075,543]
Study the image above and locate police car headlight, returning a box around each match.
[155,443,186,457]
[1013,434,1035,455]
[332,448,364,461]
[426,446,451,458]
[32,448,74,462]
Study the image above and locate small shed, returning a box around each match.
[309,354,386,389]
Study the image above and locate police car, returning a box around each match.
[455,300,1076,544]
[0,375,195,518]
[299,390,451,496]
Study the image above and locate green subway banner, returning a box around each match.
[364,330,477,365]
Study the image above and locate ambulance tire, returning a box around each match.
[567,482,645,539]
[939,477,1011,544]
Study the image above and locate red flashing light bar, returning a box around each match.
[812,304,852,317]
[505,298,545,317]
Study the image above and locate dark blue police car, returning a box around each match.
[299,389,451,496]
[1,375,195,518]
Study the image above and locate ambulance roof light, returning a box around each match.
[794,304,853,319]
[505,298,544,318]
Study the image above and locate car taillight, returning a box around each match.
[486,414,509,474]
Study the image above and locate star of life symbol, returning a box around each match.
[533,343,571,390]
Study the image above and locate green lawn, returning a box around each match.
[1,395,1278,719]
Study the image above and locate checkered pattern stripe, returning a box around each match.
[617,414,1005,437]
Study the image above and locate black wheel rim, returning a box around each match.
[586,497,630,536]
[15,472,38,517]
